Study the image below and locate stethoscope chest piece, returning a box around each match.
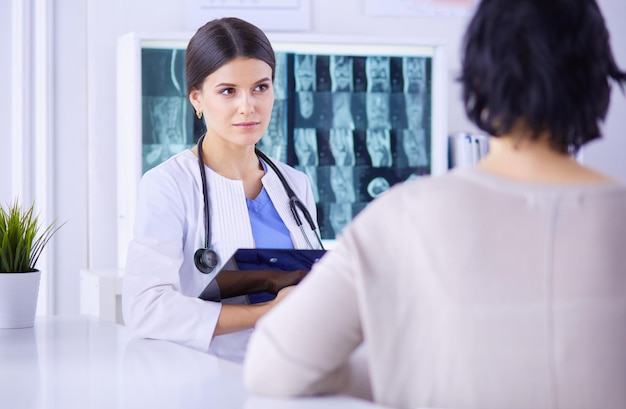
[194,247,218,274]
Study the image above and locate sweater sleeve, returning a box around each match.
[243,231,368,397]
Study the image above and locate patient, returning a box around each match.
[244,1,626,408]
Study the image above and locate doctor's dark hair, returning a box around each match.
[459,0,626,154]
[185,17,276,95]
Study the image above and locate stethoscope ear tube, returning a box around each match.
[292,197,318,231]
[257,148,323,246]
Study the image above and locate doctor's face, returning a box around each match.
[189,57,275,148]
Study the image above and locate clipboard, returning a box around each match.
[198,248,327,304]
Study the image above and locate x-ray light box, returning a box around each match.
[117,31,447,268]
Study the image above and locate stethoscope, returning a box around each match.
[194,135,325,274]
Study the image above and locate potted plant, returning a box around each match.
[0,200,64,329]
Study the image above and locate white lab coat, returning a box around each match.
[122,149,321,362]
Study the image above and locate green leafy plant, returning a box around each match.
[0,200,64,273]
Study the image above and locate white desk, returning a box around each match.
[0,315,388,409]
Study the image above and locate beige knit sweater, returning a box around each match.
[245,166,626,409]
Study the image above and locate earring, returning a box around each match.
[196,110,203,120]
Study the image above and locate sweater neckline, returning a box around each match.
[452,166,624,197]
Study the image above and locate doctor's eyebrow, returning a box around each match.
[214,77,272,89]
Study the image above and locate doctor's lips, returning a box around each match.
[233,121,261,130]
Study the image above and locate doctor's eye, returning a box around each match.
[219,87,236,95]
[254,83,271,92]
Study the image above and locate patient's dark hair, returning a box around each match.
[459,0,626,154]
[185,17,276,95]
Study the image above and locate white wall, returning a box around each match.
[0,1,11,203]
[2,0,625,314]
[584,0,626,178]
[52,0,90,314]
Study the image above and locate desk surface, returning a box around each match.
[0,315,388,409]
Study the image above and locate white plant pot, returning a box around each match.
[0,270,41,329]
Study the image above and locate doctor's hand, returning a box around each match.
[270,285,297,305]
[213,269,308,299]
[268,269,309,295]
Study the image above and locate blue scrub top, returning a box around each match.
[246,159,294,250]
[245,160,295,303]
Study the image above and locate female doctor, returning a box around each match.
[122,17,322,362]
